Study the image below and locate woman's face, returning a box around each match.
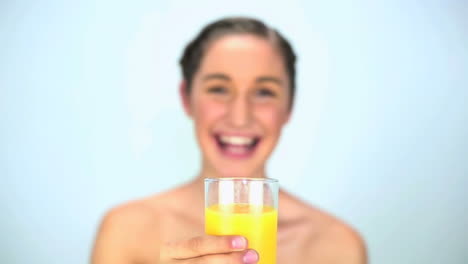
[183,34,291,178]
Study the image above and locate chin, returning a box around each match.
[212,163,263,178]
[217,171,251,178]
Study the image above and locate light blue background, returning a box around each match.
[1,0,467,263]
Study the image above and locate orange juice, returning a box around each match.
[205,203,278,264]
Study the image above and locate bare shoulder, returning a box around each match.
[91,187,185,264]
[314,215,367,264]
[91,198,161,263]
[99,198,161,235]
[280,190,367,263]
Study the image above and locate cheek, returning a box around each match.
[193,98,226,131]
[255,105,288,135]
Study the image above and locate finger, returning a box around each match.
[160,235,248,260]
[185,249,259,264]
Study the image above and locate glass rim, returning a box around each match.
[204,177,278,183]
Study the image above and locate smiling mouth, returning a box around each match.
[214,134,260,159]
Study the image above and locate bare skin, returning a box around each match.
[92,34,367,263]
[91,177,366,264]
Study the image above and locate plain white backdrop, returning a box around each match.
[1,0,467,263]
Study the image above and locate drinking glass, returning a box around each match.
[205,177,279,264]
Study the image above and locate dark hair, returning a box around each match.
[179,17,297,108]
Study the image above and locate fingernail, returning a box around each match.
[243,250,258,263]
[231,236,247,249]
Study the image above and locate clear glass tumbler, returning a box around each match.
[205,177,279,264]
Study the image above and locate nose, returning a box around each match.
[227,95,252,128]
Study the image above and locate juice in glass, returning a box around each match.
[204,178,279,264]
[205,203,277,264]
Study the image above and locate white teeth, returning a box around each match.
[219,135,254,146]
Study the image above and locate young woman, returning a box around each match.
[92,17,367,264]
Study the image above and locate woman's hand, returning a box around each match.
[159,235,259,264]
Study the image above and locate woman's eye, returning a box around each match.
[207,86,227,94]
[256,88,276,98]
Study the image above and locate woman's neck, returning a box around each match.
[189,161,268,197]
[197,160,268,179]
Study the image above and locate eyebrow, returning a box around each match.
[202,73,283,86]
[202,73,231,82]
[255,76,283,86]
